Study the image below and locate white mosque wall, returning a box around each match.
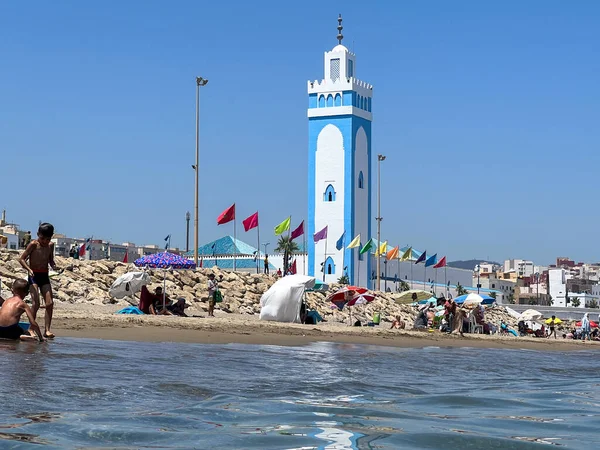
[314,124,345,284]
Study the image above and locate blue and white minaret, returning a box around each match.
[307,15,373,287]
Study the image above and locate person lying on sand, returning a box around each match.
[0,279,45,342]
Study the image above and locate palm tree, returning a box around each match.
[456,282,468,296]
[275,235,299,274]
[399,280,410,292]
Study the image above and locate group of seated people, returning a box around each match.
[563,327,600,341]
[138,286,188,316]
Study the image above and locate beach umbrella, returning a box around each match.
[518,309,543,322]
[109,271,151,299]
[454,293,495,307]
[327,286,368,309]
[306,279,329,292]
[134,252,196,309]
[395,290,432,305]
[417,296,438,305]
[347,293,375,307]
[576,320,598,328]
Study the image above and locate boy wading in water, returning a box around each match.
[0,279,45,342]
[19,223,58,339]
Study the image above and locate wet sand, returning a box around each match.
[49,307,599,351]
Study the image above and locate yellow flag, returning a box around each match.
[375,241,387,256]
[274,217,291,235]
[346,234,361,249]
[386,246,399,261]
[400,247,413,261]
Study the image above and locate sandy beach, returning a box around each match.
[48,304,598,351]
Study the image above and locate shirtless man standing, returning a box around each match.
[0,279,45,342]
[19,222,59,339]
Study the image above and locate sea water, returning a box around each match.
[0,338,598,449]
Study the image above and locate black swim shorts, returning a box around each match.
[28,272,51,288]
[0,324,25,340]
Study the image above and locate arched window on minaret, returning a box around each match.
[367,97,372,112]
[318,95,325,108]
[334,93,341,106]
[326,94,333,107]
[325,256,335,275]
[358,171,364,189]
[323,184,336,202]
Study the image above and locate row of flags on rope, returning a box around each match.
[214,204,448,269]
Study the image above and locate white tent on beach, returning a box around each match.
[259,275,316,323]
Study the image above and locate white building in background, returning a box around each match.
[307,15,372,287]
[548,268,568,307]
[503,259,535,277]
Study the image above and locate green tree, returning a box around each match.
[588,299,599,309]
[490,292,497,300]
[507,293,515,304]
[338,274,349,284]
[456,283,468,296]
[275,236,299,275]
[399,280,410,292]
[571,297,581,308]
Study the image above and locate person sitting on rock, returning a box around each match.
[167,298,189,317]
[149,287,172,315]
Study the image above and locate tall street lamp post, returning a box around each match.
[475,264,481,294]
[194,76,208,267]
[376,154,386,291]
[185,211,191,253]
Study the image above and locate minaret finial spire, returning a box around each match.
[337,14,343,44]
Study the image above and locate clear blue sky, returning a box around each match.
[1,1,598,265]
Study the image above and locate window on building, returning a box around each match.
[330,58,340,81]
[358,171,364,189]
[492,284,495,288]
[325,256,335,275]
[367,97,372,112]
[324,184,336,202]
[348,59,354,77]
[326,94,333,107]
[334,93,341,107]
[318,95,325,108]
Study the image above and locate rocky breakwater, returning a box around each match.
[0,249,518,328]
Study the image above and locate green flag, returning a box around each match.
[359,238,373,254]
[274,216,291,235]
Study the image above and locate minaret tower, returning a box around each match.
[307,15,373,287]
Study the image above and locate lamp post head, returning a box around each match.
[186,211,190,220]
[196,77,208,86]
[378,154,386,161]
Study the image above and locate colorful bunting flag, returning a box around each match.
[290,259,297,274]
[123,252,128,263]
[217,204,236,225]
[425,253,438,267]
[433,256,447,269]
[347,234,361,249]
[274,217,291,235]
[414,250,427,265]
[375,241,388,256]
[359,238,373,254]
[400,246,413,261]
[386,246,399,261]
[290,221,304,240]
[313,226,328,243]
[335,231,346,250]
[242,211,259,232]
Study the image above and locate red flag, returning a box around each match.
[291,259,297,274]
[242,211,259,232]
[78,244,85,257]
[290,221,304,241]
[217,203,236,225]
[199,256,203,268]
[433,256,446,269]
[123,252,128,263]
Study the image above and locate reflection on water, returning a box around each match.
[0,338,598,449]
